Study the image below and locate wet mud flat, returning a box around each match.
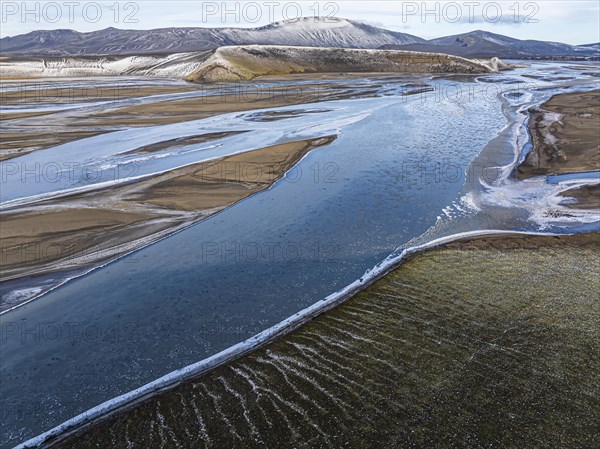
[47,233,600,449]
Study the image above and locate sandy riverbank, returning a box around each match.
[561,183,600,209]
[0,81,201,160]
[1,77,405,160]
[0,136,335,310]
[43,232,600,449]
[516,89,600,210]
[517,89,600,178]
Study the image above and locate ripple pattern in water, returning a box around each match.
[54,235,600,449]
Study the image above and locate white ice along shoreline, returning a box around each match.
[476,85,600,229]
[15,228,561,449]
[0,99,378,208]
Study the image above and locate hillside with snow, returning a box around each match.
[0,18,424,57]
[0,51,213,78]
[184,45,500,83]
[381,30,599,59]
[3,18,595,60]
[1,45,512,80]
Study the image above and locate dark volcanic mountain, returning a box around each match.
[380,30,599,59]
[2,20,596,59]
[0,18,425,56]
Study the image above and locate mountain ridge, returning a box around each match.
[0,18,424,56]
[382,30,598,59]
[1,18,597,59]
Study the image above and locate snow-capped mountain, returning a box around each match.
[0,18,425,56]
[227,18,425,48]
[2,19,596,59]
[381,30,599,59]
[578,42,600,50]
[428,30,520,47]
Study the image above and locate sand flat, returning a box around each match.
[0,83,200,106]
[0,136,335,288]
[1,80,370,160]
[518,89,600,177]
[559,183,600,209]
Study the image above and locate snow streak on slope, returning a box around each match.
[0,52,213,77]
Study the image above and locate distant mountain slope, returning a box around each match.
[381,30,599,59]
[429,30,519,47]
[0,18,424,56]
